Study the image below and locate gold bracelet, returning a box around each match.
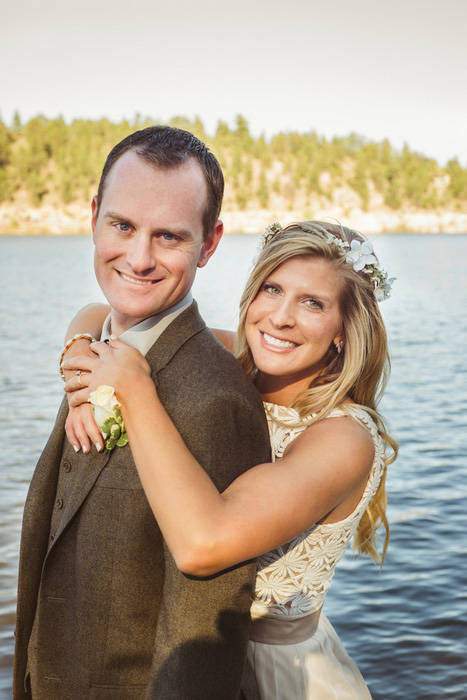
[59,333,96,381]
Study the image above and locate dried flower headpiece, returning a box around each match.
[261,222,395,301]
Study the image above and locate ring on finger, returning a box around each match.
[76,370,85,388]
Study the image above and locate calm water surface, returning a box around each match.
[0,234,466,699]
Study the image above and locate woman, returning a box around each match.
[62,221,397,699]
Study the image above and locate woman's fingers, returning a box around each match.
[68,387,92,408]
[107,335,129,348]
[72,407,92,454]
[81,403,105,452]
[64,370,91,394]
[65,405,104,453]
[65,407,91,453]
[89,340,112,355]
[62,353,99,374]
[65,409,82,452]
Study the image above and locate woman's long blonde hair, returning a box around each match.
[236,221,397,564]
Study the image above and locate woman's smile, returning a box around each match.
[260,331,300,351]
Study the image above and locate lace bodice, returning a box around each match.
[251,402,385,619]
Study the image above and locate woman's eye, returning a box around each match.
[263,283,280,295]
[305,298,322,309]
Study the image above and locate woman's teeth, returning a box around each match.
[263,332,297,348]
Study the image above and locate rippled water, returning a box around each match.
[1,233,466,699]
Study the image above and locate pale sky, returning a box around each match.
[1,0,466,165]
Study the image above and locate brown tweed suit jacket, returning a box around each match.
[13,303,270,699]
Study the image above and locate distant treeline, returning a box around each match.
[1,113,466,211]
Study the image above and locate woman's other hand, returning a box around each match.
[63,337,151,409]
[65,404,105,454]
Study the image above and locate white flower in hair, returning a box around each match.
[374,271,396,302]
[346,240,377,272]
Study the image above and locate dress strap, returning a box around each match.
[249,609,322,645]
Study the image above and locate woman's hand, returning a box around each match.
[62,336,151,409]
[65,404,105,454]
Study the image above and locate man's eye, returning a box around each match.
[162,232,177,241]
[116,223,131,232]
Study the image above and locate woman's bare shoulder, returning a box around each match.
[285,410,375,478]
[210,328,236,353]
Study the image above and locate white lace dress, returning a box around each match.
[246,402,385,700]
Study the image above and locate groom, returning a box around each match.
[13,126,270,699]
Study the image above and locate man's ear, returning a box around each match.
[197,220,224,268]
[91,195,99,241]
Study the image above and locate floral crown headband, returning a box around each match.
[261,222,395,302]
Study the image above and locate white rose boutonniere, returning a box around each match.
[90,385,128,453]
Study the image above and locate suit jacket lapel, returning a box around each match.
[145,301,207,377]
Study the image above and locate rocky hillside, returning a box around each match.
[1,115,466,234]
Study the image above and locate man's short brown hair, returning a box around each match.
[96,125,224,239]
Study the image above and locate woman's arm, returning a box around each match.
[62,303,110,453]
[63,338,374,575]
[211,329,236,353]
[63,302,110,345]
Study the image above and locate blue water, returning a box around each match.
[0,233,466,699]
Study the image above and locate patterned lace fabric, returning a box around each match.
[250,402,386,619]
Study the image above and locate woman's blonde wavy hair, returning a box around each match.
[236,221,397,564]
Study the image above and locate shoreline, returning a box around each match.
[1,204,467,235]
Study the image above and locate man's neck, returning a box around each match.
[102,293,194,356]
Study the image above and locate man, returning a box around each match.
[14,126,270,699]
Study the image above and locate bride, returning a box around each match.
[62,220,397,699]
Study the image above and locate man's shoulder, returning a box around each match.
[169,326,254,392]
[153,324,262,414]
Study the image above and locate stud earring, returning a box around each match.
[335,341,343,354]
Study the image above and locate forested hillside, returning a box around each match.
[1,114,466,233]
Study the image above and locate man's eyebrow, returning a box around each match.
[104,210,133,224]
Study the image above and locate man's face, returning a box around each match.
[92,151,223,335]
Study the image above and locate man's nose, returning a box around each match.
[126,234,156,274]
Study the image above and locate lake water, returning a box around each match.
[0,233,466,699]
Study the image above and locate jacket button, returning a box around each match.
[55,498,63,509]
[63,461,71,472]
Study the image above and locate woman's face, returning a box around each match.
[245,256,343,399]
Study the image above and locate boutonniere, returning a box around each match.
[89,385,128,453]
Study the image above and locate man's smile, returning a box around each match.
[118,271,159,286]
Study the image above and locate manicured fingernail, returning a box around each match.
[95,442,103,452]
[82,445,89,454]
[110,334,117,340]
[73,445,80,452]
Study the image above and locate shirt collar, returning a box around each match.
[101,292,193,356]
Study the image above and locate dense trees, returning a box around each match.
[0,113,465,211]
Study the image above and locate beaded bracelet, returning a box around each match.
[59,333,97,381]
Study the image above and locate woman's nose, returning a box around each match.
[269,299,295,328]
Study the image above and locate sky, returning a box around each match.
[1,0,466,166]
